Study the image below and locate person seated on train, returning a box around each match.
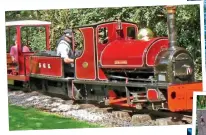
[9,36,19,73]
[56,29,74,76]
[22,45,30,52]
[21,39,31,52]
[10,36,18,63]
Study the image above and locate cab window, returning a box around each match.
[127,27,136,39]
[98,27,108,44]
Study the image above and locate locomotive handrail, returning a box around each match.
[108,75,157,82]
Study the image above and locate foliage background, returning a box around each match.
[197,95,206,109]
[5,5,202,79]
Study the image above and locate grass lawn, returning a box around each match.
[9,104,100,130]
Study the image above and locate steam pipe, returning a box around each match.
[166,6,177,50]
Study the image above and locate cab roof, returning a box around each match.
[5,20,51,26]
[74,20,137,29]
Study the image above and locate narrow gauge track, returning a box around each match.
[8,85,192,125]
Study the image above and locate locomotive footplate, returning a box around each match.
[30,74,74,82]
[73,80,168,89]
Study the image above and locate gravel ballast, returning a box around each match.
[8,91,185,127]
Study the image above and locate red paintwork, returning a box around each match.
[95,22,138,80]
[109,97,134,104]
[167,82,202,112]
[75,27,96,80]
[7,52,34,79]
[30,56,63,77]
[147,89,158,101]
[6,23,51,81]
[100,38,168,68]
[45,25,50,50]
[97,69,108,80]
[146,38,168,66]
[24,53,34,75]
[95,22,116,80]
[121,23,138,40]
[108,90,117,99]
[17,53,34,75]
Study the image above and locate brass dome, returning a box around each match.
[137,28,154,41]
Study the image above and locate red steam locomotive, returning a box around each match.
[6,6,202,112]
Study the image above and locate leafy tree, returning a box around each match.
[5,5,202,79]
[197,95,206,109]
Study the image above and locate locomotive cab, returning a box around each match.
[74,20,143,80]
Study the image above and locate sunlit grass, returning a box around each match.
[9,104,100,130]
[197,95,206,109]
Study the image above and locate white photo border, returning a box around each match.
[0,0,204,135]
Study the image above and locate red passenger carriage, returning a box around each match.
[6,20,51,81]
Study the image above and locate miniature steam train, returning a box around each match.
[6,6,202,112]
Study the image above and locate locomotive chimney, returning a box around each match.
[166,6,177,50]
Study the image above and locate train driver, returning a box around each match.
[22,45,30,52]
[57,29,74,64]
[56,29,75,76]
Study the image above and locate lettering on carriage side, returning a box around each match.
[38,63,51,69]
[48,64,51,69]
[39,63,41,68]
[43,63,46,68]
